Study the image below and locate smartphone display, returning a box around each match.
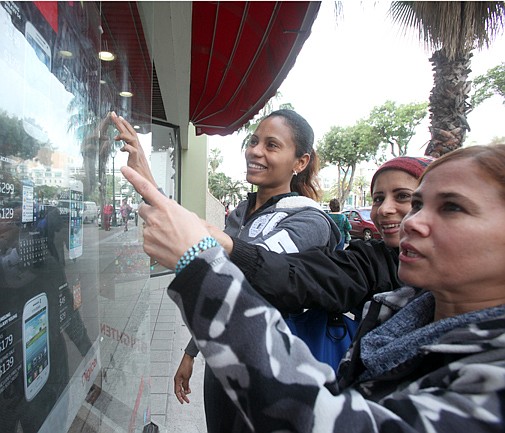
[22,293,50,401]
[68,181,83,260]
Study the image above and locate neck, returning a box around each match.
[433,287,505,321]
[253,186,291,212]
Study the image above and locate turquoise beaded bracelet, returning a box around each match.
[175,236,219,274]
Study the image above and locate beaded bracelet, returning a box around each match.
[175,236,219,274]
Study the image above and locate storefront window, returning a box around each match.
[0,2,155,431]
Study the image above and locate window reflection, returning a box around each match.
[0,2,152,432]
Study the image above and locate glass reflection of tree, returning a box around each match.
[66,93,99,198]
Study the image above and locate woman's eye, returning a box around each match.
[248,138,258,147]
[410,199,423,212]
[397,192,411,201]
[267,141,278,149]
[442,202,463,212]
[372,196,384,204]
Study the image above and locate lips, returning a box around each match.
[380,222,401,234]
[399,242,423,260]
[247,162,266,170]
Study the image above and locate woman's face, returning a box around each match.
[398,159,505,306]
[370,169,419,248]
[245,116,308,194]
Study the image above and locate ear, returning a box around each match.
[294,153,310,173]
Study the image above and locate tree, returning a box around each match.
[471,62,505,107]
[208,147,246,205]
[367,101,428,158]
[208,171,246,205]
[0,110,46,160]
[209,148,223,174]
[352,175,369,207]
[318,121,380,206]
[389,2,505,157]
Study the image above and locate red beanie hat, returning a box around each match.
[370,156,436,195]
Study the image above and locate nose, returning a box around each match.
[401,208,430,237]
[378,195,397,216]
[246,141,264,158]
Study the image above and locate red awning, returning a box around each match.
[190,1,320,136]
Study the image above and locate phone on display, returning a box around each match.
[25,21,51,70]
[68,181,83,260]
[22,293,50,402]
[21,179,34,224]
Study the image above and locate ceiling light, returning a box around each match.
[59,50,73,58]
[119,91,133,97]
[98,51,115,61]
[133,125,140,130]
[100,79,107,84]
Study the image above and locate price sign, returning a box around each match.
[0,311,22,392]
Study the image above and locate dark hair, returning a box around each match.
[420,144,505,201]
[329,198,340,212]
[263,109,321,201]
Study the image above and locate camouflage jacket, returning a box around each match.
[168,246,505,433]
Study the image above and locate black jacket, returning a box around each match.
[230,238,402,314]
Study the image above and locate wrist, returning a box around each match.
[175,236,219,274]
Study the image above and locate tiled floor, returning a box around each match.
[149,273,207,433]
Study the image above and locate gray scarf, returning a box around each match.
[359,291,505,380]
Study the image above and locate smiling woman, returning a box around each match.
[112,109,341,433]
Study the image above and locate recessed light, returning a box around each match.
[100,79,106,84]
[119,91,133,97]
[133,125,140,130]
[59,50,73,58]
[98,51,115,61]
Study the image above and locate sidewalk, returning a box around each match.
[149,273,207,433]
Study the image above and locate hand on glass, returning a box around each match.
[121,166,210,270]
[111,112,157,187]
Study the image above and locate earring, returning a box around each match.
[292,170,298,176]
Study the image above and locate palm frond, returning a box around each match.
[389,1,505,60]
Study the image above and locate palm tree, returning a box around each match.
[389,2,505,157]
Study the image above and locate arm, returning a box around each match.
[169,248,504,433]
[229,238,401,313]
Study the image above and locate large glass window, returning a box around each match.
[0,2,155,431]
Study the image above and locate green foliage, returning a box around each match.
[209,148,223,174]
[208,171,246,204]
[208,147,246,205]
[317,120,380,206]
[0,110,46,159]
[367,100,428,158]
[35,185,61,202]
[471,62,505,107]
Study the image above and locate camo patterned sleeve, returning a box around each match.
[167,246,505,433]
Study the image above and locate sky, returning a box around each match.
[210,1,505,181]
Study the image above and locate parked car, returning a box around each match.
[343,207,381,241]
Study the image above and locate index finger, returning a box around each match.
[121,166,165,207]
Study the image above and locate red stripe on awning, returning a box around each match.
[190,1,320,136]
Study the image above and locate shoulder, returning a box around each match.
[275,195,322,210]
